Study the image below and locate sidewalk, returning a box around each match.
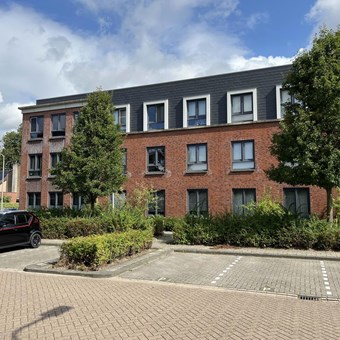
[42,231,340,261]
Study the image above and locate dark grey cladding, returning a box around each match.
[36,64,292,132]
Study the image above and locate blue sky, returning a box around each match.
[0,0,339,139]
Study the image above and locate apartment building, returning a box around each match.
[18,65,327,217]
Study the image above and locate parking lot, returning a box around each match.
[0,245,60,270]
[119,251,340,300]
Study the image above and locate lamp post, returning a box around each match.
[1,153,4,211]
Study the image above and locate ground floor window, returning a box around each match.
[283,188,310,217]
[110,191,126,209]
[49,192,63,209]
[148,190,165,216]
[232,189,256,215]
[28,192,41,209]
[72,193,83,210]
[188,189,208,215]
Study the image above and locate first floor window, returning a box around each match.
[49,192,63,208]
[148,190,165,216]
[30,116,44,139]
[232,189,256,215]
[232,140,255,170]
[187,144,207,172]
[28,192,41,209]
[188,189,208,215]
[147,146,165,173]
[113,108,127,132]
[283,188,310,218]
[29,154,42,177]
[52,113,66,137]
[50,153,62,171]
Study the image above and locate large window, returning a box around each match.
[113,107,127,132]
[30,116,44,139]
[28,192,41,209]
[51,113,66,137]
[183,95,210,128]
[187,144,207,172]
[232,140,255,170]
[110,191,126,209]
[283,188,310,218]
[232,189,256,215]
[72,193,83,210]
[188,189,208,215]
[276,85,298,118]
[28,154,42,177]
[148,190,165,216]
[50,153,62,171]
[143,100,168,131]
[147,146,165,173]
[49,192,63,208]
[227,89,257,123]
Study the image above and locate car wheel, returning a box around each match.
[30,233,41,248]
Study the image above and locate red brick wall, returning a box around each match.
[2,192,18,204]
[122,121,327,217]
[20,115,328,216]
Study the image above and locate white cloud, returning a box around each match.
[0,0,296,140]
[306,0,340,35]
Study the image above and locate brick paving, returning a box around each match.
[1,270,340,340]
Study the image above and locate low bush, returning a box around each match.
[40,217,112,239]
[59,228,153,270]
[172,195,340,250]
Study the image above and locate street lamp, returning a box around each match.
[1,153,4,211]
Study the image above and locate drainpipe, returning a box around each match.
[1,153,4,211]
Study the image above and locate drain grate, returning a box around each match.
[298,294,320,301]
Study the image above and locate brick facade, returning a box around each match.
[18,65,328,216]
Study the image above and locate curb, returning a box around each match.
[173,248,340,262]
[24,248,173,278]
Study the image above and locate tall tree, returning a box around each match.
[52,89,126,210]
[267,27,340,222]
[1,124,22,170]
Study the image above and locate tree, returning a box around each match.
[1,124,22,170]
[52,89,126,210]
[267,27,340,222]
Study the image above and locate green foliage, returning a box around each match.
[52,89,126,210]
[267,27,340,221]
[1,124,22,170]
[172,195,340,250]
[0,196,11,203]
[59,228,153,270]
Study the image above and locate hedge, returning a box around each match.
[59,228,153,270]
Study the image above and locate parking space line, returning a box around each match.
[211,256,242,284]
[320,261,332,296]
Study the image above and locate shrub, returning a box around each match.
[59,228,153,270]
[0,196,11,203]
[40,217,110,239]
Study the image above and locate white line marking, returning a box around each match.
[320,261,333,297]
[211,257,242,285]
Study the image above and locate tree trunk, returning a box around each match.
[326,187,334,223]
[90,194,96,212]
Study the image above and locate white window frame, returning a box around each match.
[276,85,299,119]
[183,94,211,128]
[276,85,283,119]
[227,89,257,123]
[114,104,130,133]
[143,100,168,132]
